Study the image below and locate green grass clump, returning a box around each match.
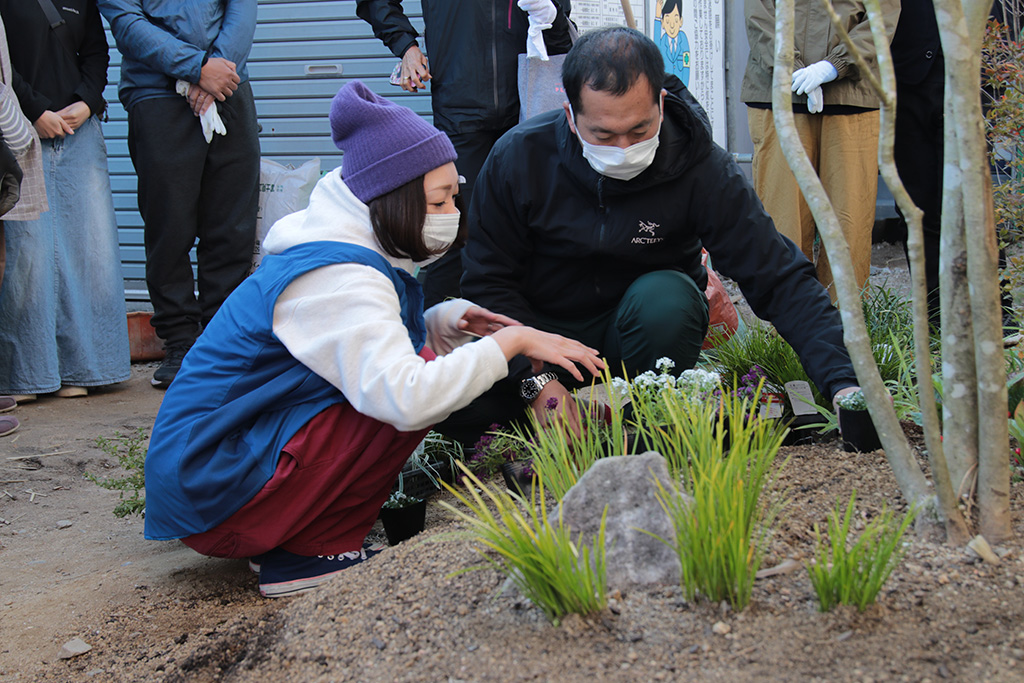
[440,464,608,625]
[701,319,825,407]
[807,491,917,612]
[647,390,789,610]
[86,428,148,518]
[510,366,630,500]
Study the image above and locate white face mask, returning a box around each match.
[414,211,461,267]
[569,103,661,181]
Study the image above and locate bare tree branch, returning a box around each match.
[772,0,938,520]
[935,0,1012,541]
[863,0,970,543]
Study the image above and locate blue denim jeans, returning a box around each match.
[0,116,130,394]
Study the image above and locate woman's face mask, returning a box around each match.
[414,211,461,267]
[569,102,662,181]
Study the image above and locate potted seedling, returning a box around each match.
[500,458,536,498]
[835,389,882,453]
[378,490,427,545]
[390,431,464,501]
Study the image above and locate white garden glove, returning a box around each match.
[518,0,557,61]
[791,61,838,114]
[175,80,227,143]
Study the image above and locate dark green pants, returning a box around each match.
[437,270,709,445]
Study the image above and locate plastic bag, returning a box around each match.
[701,249,740,349]
[251,158,321,271]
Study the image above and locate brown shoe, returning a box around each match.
[55,386,88,398]
[0,415,19,437]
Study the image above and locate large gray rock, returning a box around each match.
[560,452,686,588]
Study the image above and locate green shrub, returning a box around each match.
[806,491,917,612]
[87,428,148,518]
[440,464,608,625]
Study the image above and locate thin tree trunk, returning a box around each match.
[772,0,938,520]
[938,83,979,521]
[860,0,971,543]
[936,0,1012,541]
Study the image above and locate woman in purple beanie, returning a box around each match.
[142,80,604,598]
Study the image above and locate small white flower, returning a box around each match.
[609,377,630,402]
[655,357,676,373]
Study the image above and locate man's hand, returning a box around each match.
[400,46,430,92]
[56,102,91,131]
[832,385,862,412]
[187,84,215,116]
[34,110,75,138]
[530,380,581,433]
[457,306,522,337]
[199,57,240,101]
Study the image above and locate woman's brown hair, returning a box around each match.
[368,176,467,262]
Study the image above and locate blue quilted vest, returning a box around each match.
[144,242,426,540]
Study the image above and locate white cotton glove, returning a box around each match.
[518,0,557,61]
[791,61,838,114]
[175,79,228,144]
[804,86,825,114]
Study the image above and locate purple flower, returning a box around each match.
[545,397,559,411]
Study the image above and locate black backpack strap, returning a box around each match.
[34,0,78,61]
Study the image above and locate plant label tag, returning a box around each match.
[784,381,818,416]
[759,393,785,419]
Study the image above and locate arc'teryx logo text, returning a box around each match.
[632,220,664,245]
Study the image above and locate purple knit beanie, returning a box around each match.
[330,81,457,204]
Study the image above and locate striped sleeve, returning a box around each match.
[0,84,33,154]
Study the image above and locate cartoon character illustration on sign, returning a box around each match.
[655,0,691,86]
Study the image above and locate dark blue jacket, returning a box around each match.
[144,241,425,540]
[98,0,256,110]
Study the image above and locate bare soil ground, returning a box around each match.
[3,243,1023,682]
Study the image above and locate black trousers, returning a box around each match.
[422,128,507,308]
[128,82,260,346]
[894,62,944,321]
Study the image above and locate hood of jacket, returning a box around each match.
[262,169,417,275]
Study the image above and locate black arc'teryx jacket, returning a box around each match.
[356,0,573,134]
[461,76,857,399]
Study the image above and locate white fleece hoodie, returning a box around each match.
[261,169,509,432]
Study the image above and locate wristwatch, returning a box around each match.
[520,372,558,403]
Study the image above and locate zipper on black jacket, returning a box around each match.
[492,1,500,113]
[596,176,607,297]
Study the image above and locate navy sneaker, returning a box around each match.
[258,542,386,598]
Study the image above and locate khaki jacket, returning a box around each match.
[741,0,901,110]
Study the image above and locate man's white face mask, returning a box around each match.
[414,211,461,268]
[569,103,662,181]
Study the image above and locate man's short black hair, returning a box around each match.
[562,27,664,117]
[662,0,683,17]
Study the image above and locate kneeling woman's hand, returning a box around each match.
[490,326,605,382]
[456,306,523,336]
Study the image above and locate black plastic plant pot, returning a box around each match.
[838,408,882,453]
[500,461,535,497]
[379,499,427,545]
